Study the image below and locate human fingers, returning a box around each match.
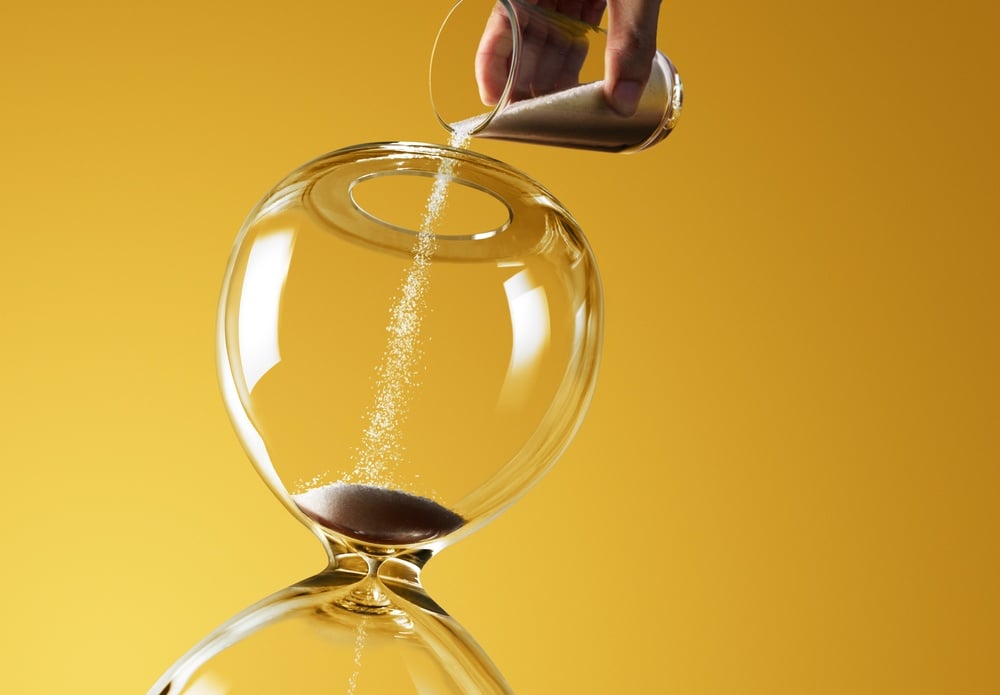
[604,0,661,116]
[511,2,551,100]
[546,0,606,92]
[522,0,604,97]
[526,0,572,97]
[475,3,517,105]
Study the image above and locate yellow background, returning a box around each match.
[1,1,997,693]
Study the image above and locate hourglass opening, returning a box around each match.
[350,170,512,240]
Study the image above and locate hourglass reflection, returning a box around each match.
[149,142,603,694]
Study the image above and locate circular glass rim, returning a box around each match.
[348,169,513,242]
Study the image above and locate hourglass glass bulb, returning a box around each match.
[150,141,603,695]
[218,142,603,554]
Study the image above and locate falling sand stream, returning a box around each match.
[294,126,474,694]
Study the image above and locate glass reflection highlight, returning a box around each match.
[236,230,294,392]
[499,269,550,409]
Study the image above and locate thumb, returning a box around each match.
[604,0,662,116]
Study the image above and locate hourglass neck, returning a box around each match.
[289,547,441,616]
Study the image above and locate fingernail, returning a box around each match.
[611,80,643,117]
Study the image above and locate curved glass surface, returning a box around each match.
[218,142,603,553]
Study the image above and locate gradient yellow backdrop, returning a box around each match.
[1,1,997,693]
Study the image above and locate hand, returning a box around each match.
[474,0,662,117]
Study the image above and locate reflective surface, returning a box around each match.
[150,142,603,693]
[218,141,603,554]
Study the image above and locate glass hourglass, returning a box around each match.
[148,141,603,694]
